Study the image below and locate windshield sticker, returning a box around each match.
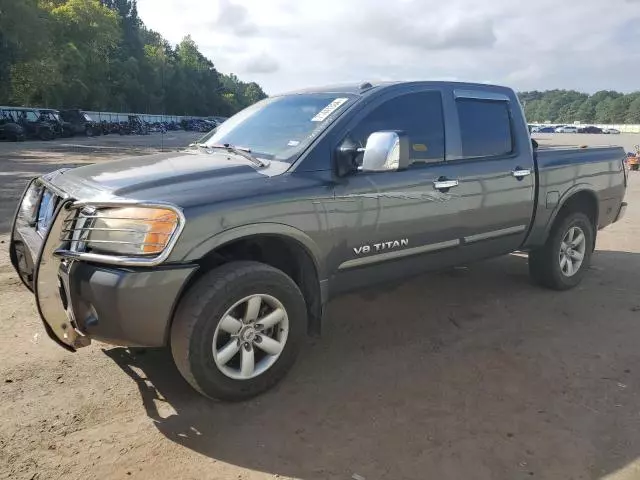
[311,98,349,122]
[287,140,300,147]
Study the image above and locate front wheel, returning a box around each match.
[171,261,307,401]
[529,212,594,290]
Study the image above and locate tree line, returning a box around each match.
[519,90,640,125]
[0,0,267,117]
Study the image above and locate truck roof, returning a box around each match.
[276,80,514,97]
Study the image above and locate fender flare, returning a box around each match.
[543,184,599,237]
[182,223,327,280]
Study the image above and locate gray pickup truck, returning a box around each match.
[10,81,628,400]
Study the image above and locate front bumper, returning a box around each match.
[10,180,197,351]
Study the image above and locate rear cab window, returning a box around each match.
[455,97,513,158]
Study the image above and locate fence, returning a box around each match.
[83,111,208,123]
[591,124,640,134]
[535,122,640,134]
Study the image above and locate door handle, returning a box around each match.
[512,168,531,180]
[433,179,459,191]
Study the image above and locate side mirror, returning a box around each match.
[361,131,410,172]
[531,138,538,150]
[335,137,360,177]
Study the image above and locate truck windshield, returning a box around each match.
[203,93,355,162]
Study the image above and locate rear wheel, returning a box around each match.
[171,261,307,401]
[529,211,594,290]
[39,129,53,140]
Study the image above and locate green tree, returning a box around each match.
[576,100,596,123]
[1,0,266,115]
[14,0,122,108]
[626,97,640,124]
[611,96,632,123]
[0,0,50,103]
[595,97,616,123]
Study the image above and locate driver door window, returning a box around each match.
[349,90,445,165]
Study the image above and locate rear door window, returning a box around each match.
[456,99,513,158]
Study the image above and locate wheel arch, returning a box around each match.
[174,224,327,338]
[546,186,599,237]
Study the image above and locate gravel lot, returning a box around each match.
[1,133,640,480]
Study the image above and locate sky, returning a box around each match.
[137,0,640,95]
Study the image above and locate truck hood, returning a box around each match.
[48,150,290,203]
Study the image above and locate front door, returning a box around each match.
[327,89,464,294]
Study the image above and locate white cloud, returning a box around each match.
[240,53,279,74]
[137,0,640,94]
[206,0,258,36]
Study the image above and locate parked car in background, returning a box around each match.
[182,118,217,132]
[536,126,556,133]
[10,80,628,401]
[0,109,26,141]
[603,128,621,134]
[59,109,101,137]
[38,109,74,138]
[124,115,149,135]
[578,126,603,134]
[1,106,56,140]
[555,125,578,133]
[210,116,228,125]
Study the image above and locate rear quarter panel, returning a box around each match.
[525,146,626,248]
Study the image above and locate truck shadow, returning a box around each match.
[105,250,640,480]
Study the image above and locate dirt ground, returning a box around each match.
[1,133,640,480]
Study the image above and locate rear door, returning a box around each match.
[443,90,536,256]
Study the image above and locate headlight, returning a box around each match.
[81,207,179,256]
[19,182,43,225]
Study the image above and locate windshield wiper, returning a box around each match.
[205,143,269,168]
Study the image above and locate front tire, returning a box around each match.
[171,261,307,401]
[529,212,594,290]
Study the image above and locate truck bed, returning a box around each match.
[525,145,626,247]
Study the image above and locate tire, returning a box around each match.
[39,129,53,141]
[85,127,93,137]
[171,261,307,401]
[528,211,594,290]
